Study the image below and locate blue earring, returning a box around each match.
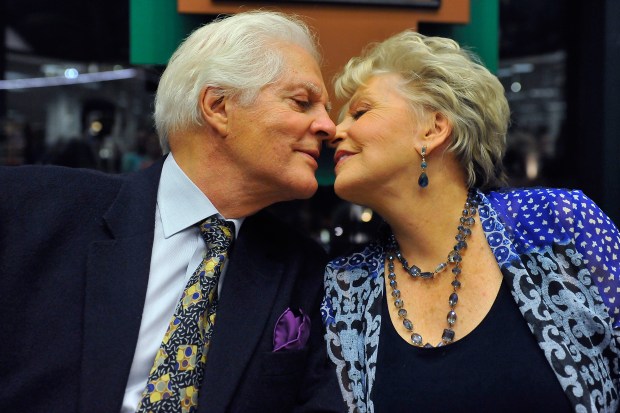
[418,146,428,188]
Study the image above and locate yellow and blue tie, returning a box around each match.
[136,216,235,412]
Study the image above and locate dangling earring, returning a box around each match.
[418,145,429,188]
[418,146,428,188]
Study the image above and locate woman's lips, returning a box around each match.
[334,150,355,171]
[334,150,355,167]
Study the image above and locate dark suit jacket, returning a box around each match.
[0,160,344,413]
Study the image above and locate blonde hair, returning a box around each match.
[155,11,320,153]
[335,31,510,190]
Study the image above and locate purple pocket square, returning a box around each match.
[273,307,311,352]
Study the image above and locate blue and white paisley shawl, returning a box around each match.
[321,188,620,413]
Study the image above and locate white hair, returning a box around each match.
[335,31,510,190]
[154,11,321,153]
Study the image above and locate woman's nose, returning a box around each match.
[326,124,346,149]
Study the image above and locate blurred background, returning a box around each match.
[2,0,619,257]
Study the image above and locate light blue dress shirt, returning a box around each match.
[121,155,243,412]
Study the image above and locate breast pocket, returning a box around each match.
[231,349,310,412]
[260,347,309,377]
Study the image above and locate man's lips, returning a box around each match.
[300,149,321,160]
[297,148,320,160]
[296,148,321,169]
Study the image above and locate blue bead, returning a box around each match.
[442,328,455,343]
[418,172,429,188]
[448,250,461,263]
[455,241,467,251]
[403,319,413,331]
[449,293,458,306]
[447,310,457,325]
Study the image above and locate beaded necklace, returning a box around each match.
[386,189,479,347]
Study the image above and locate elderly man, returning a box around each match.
[0,11,343,413]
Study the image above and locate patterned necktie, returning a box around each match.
[136,216,235,412]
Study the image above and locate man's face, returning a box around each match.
[224,43,336,204]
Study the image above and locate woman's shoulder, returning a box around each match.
[324,242,386,294]
[485,186,586,207]
[485,186,606,225]
[482,186,617,251]
[327,242,384,272]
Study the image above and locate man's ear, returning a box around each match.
[200,87,229,136]
[418,111,452,155]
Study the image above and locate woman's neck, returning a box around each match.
[376,174,470,269]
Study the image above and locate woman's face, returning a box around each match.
[329,73,426,205]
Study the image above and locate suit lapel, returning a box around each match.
[198,213,285,412]
[79,160,163,412]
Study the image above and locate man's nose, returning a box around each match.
[311,109,336,141]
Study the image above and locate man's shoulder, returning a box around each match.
[0,164,123,194]
[0,165,129,222]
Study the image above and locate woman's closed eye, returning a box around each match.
[352,109,367,120]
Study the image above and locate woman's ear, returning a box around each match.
[200,87,229,136]
[418,111,452,155]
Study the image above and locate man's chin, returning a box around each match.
[288,179,319,201]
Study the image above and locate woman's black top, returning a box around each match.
[374,278,573,412]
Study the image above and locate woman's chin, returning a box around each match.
[334,178,367,205]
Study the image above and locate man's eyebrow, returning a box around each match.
[304,81,322,96]
[304,82,332,113]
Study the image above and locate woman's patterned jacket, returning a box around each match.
[322,188,620,413]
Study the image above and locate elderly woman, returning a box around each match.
[321,31,620,412]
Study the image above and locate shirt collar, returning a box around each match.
[158,154,244,238]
